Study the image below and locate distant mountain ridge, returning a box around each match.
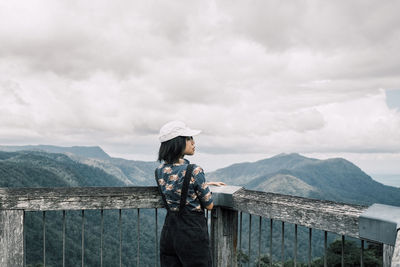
[0,145,111,160]
[0,150,125,187]
[1,146,400,207]
[0,145,158,187]
[207,153,400,206]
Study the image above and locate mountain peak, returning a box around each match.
[272,153,306,159]
[0,145,111,160]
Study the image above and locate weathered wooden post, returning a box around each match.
[210,186,242,267]
[0,210,24,267]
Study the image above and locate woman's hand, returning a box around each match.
[206,181,226,186]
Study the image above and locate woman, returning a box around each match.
[155,120,225,267]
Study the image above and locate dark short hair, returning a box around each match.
[158,136,187,164]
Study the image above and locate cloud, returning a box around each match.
[0,1,399,175]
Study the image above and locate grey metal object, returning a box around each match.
[324,231,327,267]
[270,219,273,267]
[119,209,122,267]
[294,224,298,267]
[258,216,262,266]
[210,185,243,208]
[100,209,104,267]
[359,203,400,245]
[63,210,66,267]
[43,211,46,267]
[81,210,84,267]
[282,221,285,266]
[248,214,251,267]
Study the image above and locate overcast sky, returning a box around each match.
[0,1,399,176]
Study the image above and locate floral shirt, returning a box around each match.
[155,159,213,212]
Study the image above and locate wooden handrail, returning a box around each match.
[233,188,368,239]
[1,186,399,267]
[0,186,163,211]
[1,186,367,239]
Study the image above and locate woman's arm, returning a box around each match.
[205,182,225,209]
[206,181,226,186]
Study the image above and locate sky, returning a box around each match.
[0,1,399,176]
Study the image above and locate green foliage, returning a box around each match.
[249,239,382,267]
[237,249,250,265]
[318,239,382,267]
[0,151,126,187]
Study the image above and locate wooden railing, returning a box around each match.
[1,186,400,267]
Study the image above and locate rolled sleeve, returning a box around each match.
[193,165,213,207]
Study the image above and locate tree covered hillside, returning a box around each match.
[0,151,126,187]
[208,153,400,206]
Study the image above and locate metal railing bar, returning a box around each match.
[155,208,159,267]
[63,210,66,267]
[23,211,26,267]
[270,219,273,267]
[258,216,262,267]
[248,214,252,267]
[43,211,46,267]
[281,221,285,266]
[119,209,122,267]
[341,235,345,267]
[137,208,140,267]
[308,228,312,267]
[324,231,327,267]
[294,224,297,267]
[82,210,85,267]
[239,211,242,266]
[361,239,364,267]
[101,209,104,267]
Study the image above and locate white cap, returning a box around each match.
[159,120,201,143]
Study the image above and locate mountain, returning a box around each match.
[251,173,323,198]
[75,157,159,186]
[0,145,159,186]
[207,153,400,206]
[0,150,126,187]
[0,145,111,160]
[207,153,319,185]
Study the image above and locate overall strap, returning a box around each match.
[179,164,194,214]
[154,169,170,212]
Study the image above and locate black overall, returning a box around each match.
[155,164,212,267]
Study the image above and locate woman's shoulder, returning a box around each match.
[191,164,204,176]
[156,163,166,172]
[156,160,204,175]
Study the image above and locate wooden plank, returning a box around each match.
[0,210,24,267]
[391,231,400,267]
[233,189,367,238]
[0,187,163,211]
